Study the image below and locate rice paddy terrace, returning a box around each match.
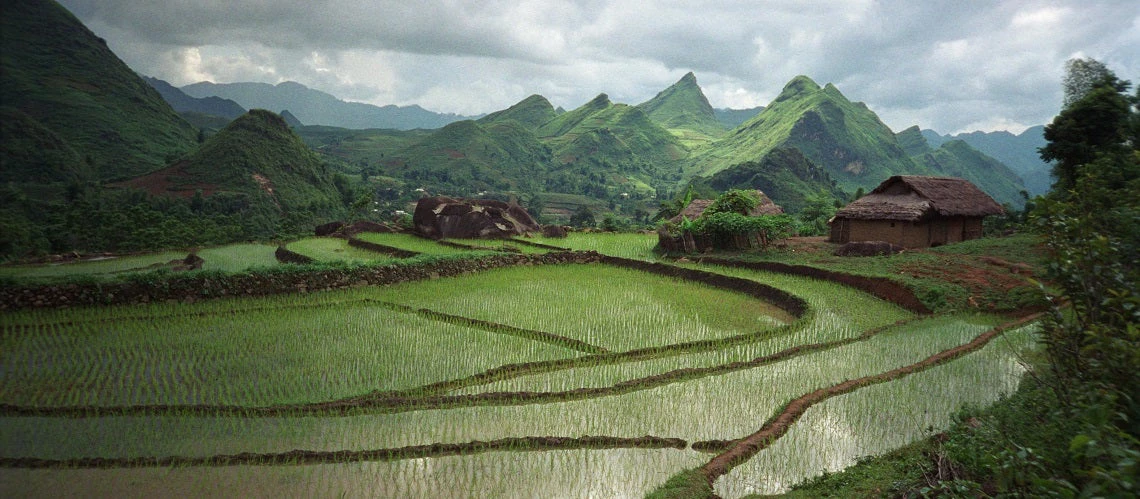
[0,232,1041,497]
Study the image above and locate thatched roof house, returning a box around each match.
[829,176,1003,248]
[669,190,783,224]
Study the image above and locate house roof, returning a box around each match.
[834,176,1004,221]
[670,190,783,223]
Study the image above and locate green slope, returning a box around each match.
[637,72,726,141]
[383,119,552,193]
[0,0,197,182]
[690,75,928,193]
[477,94,558,130]
[144,110,345,220]
[913,140,1027,206]
[700,147,846,213]
[538,94,686,169]
[895,125,933,156]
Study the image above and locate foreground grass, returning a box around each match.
[713,233,1047,313]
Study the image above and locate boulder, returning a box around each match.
[833,241,904,257]
[413,196,541,239]
[541,225,568,238]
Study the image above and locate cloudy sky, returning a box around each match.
[59,0,1139,134]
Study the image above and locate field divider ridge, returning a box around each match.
[368,299,610,354]
[691,312,1044,489]
[0,435,688,469]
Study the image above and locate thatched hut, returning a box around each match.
[669,190,783,224]
[660,190,784,253]
[829,176,1003,248]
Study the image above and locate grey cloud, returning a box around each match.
[57,0,1140,133]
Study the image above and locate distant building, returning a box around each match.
[829,176,1003,248]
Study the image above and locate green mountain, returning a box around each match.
[0,0,198,181]
[121,110,345,223]
[637,72,726,140]
[690,76,927,193]
[539,93,685,169]
[924,126,1051,195]
[477,94,557,130]
[144,76,246,120]
[714,106,765,129]
[182,81,476,130]
[912,140,1026,206]
[700,147,846,213]
[382,119,552,193]
[896,125,933,156]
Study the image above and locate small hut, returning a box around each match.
[829,176,1003,248]
[659,190,784,253]
[669,190,783,224]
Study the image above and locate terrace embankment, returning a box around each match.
[696,257,931,314]
[0,435,686,469]
[0,317,918,418]
[693,312,1042,488]
[0,251,601,310]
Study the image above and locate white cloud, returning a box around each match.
[58,0,1140,133]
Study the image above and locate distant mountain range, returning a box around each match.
[180,81,478,130]
[1,0,1051,258]
[143,76,246,120]
[922,127,1051,195]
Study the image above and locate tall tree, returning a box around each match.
[1040,59,1133,193]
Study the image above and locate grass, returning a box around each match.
[0,234,1048,496]
[0,251,187,282]
[523,231,660,260]
[353,232,472,255]
[285,237,397,264]
[371,264,793,351]
[197,243,279,272]
[716,233,1047,312]
[0,297,579,407]
[720,323,1039,496]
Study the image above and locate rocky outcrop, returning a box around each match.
[413,197,540,239]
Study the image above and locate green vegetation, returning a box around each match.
[717,233,1046,313]
[286,237,397,264]
[637,72,727,139]
[354,232,473,255]
[689,76,925,192]
[0,251,187,282]
[777,58,1139,498]
[0,0,197,182]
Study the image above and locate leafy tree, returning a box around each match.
[569,205,596,228]
[1041,79,1133,192]
[1030,59,1140,494]
[798,190,837,236]
[1062,58,1120,108]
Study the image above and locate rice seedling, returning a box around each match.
[524,232,659,260]
[714,324,1040,497]
[285,237,398,264]
[0,251,187,282]
[370,264,793,351]
[352,232,472,255]
[0,301,579,407]
[196,243,279,272]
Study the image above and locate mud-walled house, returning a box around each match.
[829,176,1003,248]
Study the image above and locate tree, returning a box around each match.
[570,205,595,228]
[1062,58,1121,108]
[1041,60,1133,193]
